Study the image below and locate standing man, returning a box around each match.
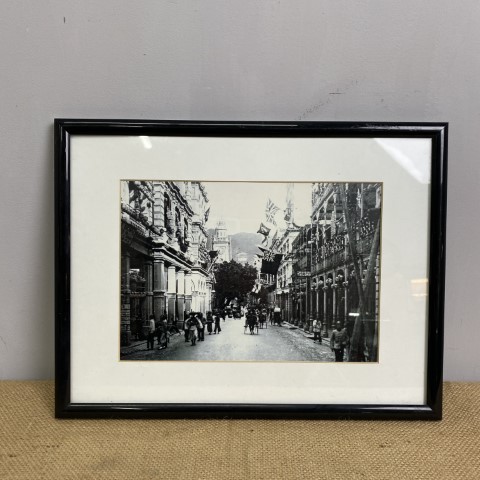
[157,316,168,350]
[246,309,257,335]
[184,313,190,343]
[206,312,214,335]
[187,312,201,346]
[197,312,205,341]
[147,314,155,350]
[330,321,349,362]
[213,311,222,334]
[312,318,323,343]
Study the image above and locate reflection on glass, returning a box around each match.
[411,278,428,297]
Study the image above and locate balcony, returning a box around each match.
[122,202,167,239]
[312,184,334,213]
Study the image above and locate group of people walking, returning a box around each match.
[244,308,268,334]
[144,307,350,362]
[146,311,224,349]
[146,313,181,350]
[184,311,222,346]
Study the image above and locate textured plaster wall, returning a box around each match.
[0,1,479,380]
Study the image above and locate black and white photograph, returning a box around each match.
[120,180,382,363]
[56,120,445,418]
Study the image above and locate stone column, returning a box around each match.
[206,280,212,312]
[305,280,309,332]
[184,271,192,314]
[176,269,185,327]
[287,291,291,322]
[167,265,177,325]
[153,255,166,321]
[144,259,153,319]
[121,251,131,346]
[299,292,303,328]
[122,252,130,291]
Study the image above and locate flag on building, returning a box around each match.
[265,199,280,225]
[284,183,294,223]
[270,229,278,248]
[260,252,283,275]
[262,250,276,262]
[257,245,278,257]
[204,207,211,222]
[257,222,271,237]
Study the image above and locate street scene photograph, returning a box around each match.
[120,180,382,362]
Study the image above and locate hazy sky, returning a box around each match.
[203,181,312,235]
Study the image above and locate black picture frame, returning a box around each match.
[55,120,447,419]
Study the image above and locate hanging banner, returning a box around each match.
[261,253,283,275]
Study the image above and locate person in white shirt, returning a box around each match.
[187,312,201,346]
[147,314,156,350]
[312,318,322,343]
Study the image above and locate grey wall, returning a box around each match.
[1,1,479,380]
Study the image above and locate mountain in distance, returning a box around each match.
[230,232,264,264]
[207,229,264,264]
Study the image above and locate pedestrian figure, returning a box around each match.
[197,312,205,341]
[147,314,156,350]
[313,319,322,343]
[155,317,161,346]
[184,313,190,342]
[273,307,282,326]
[206,311,214,335]
[214,312,222,334]
[157,317,168,350]
[259,309,267,328]
[246,309,257,334]
[187,313,201,346]
[330,321,349,362]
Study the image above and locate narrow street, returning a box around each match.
[120,181,380,364]
[121,316,335,362]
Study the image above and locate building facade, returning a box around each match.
[120,181,212,345]
[291,226,312,329]
[273,227,300,322]
[309,182,381,356]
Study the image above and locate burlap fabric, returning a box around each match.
[0,381,479,479]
